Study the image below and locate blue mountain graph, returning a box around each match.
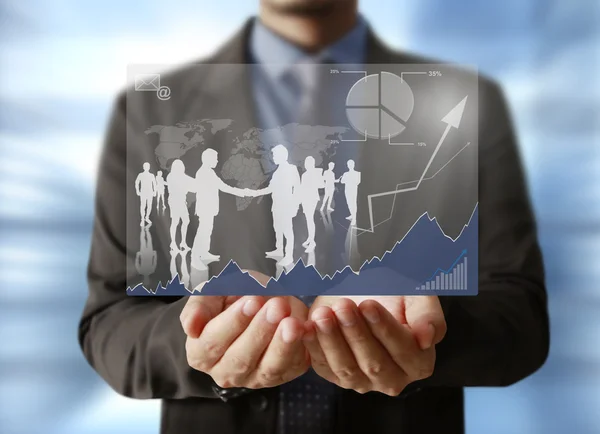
[127,274,193,296]
[127,205,478,296]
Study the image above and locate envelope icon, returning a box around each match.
[135,74,161,91]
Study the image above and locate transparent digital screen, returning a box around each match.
[125,63,478,296]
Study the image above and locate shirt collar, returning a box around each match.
[249,15,368,80]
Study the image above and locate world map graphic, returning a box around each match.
[146,120,349,210]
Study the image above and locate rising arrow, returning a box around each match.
[360,96,469,233]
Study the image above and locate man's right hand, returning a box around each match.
[180,291,310,389]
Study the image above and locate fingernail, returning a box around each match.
[334,308,356,327]
[282,326,298,343]
[242,299,261,317]
[266,304,285,324]
[315,318,334,334]
[361,306,380,324]
[422,324,436,350]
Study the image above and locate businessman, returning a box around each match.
[339,159,361,225]
[320,161,337,213]
[134,162,156,226]
[249,144,301,266]
[299,156,323,253]
[192,148,252,263]
[166,159,194,251]
[79,1,549,434]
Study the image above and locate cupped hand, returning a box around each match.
[179,271,310,389]
[303,295,446,396]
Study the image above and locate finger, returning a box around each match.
[332,298,406,392]
[302,321,337,383]
[248,316,308,388]
[180,295,226,338]
[187,296,265,370]
[403,296,447,349]
[359,300,433,380]
[287,296,310,320]
[309,296,338,310]
[211,297,290,384]
[311,305,369,390]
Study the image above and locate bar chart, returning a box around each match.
[416,251,468,291]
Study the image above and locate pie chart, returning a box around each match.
[345,71,414,140]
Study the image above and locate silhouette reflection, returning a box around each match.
[344,220,360,271]
[169,248,191,289]
[306,248,316,268]
[190,263,210,292]
[135,226,157,287]
[276,260,296,280]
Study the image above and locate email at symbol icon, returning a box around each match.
[135,74,161,91]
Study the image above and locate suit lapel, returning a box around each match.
[181,18,258,133]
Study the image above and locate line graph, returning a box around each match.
[416,251,469,292]
[424,249,467,281]
[355,96,469,235]
[130,203,478,295]
[356,140,472,236]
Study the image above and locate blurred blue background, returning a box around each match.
[0,0,598,433]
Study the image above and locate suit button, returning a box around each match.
[252,394,268,412]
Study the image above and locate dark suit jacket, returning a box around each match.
[79,19,549,434]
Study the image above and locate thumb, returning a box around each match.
[404,296,447,350]
[179,294,226,339]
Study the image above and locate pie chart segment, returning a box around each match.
[380,71,414,123]
[345,74,379,106]
[381,109,406,139]
[346,107,380,139]
[344,71,415,140]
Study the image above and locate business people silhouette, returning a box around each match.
[340,159,361,225]
[248,145,300,266]
[320,161,338,212]
[133,148,363,279]
[155,170,167,214]
[166,159,194,251]
[135,162,157,226]
[192,148,251,262]
[300,156,323,253]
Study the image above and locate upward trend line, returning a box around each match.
[128,204,479,294]
[356,140,472,236]
[423,249,467,282]
[357,96,469,234]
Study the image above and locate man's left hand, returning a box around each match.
[303,296,446,396]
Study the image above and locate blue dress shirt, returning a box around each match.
[249,15,367,133]
[247,16,369,434]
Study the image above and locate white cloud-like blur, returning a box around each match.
[0,1,598,434]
